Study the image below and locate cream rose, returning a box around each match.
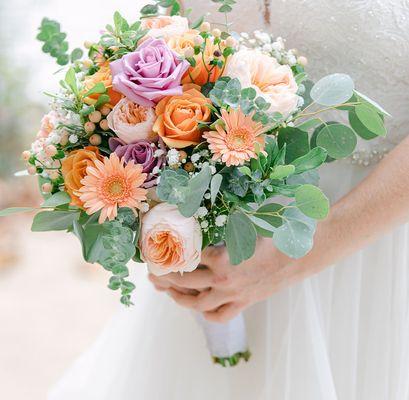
[107,98,157,144]
[140,203,202,276]
[224,48,299,117]
[141,16,189,41]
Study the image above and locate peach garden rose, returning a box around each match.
[141,15,189,41]
[107,98,157,144]
[223,48,299,117]
[153,84,212,148]
[140,203,202,276]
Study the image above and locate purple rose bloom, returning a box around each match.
[110,38,190,107]
[109,137,166,188]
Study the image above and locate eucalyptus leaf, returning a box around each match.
[296,118,322,132]
[248,215,276,232]
[178,166,212,217]
[210,174,223,205]
[253,203,284,228]
[278,127,310,163]
[291,147,328,174]
[31,210,80,232]
[269,165,295,180]
[295,184,329,220]
[310,73,354,106]
[355,104,387,137]
[273,219,315,259]
[348,111,378,140]
[225,211,257,265]
[316,123,357,159]
[41,191,71,208]
[354,90,391,117]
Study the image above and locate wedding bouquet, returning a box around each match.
[0,0,388,366]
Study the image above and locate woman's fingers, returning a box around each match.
[148,275,198,295]
[200,246,229,270]
[149,269,214,290]
[167,287,230,312]
[203,302,242,324]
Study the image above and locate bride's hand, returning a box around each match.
[150,136,409,322]
[149,238,298,323]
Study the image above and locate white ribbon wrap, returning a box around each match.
[195,312,248,359]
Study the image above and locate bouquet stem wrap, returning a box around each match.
[195,312,251,367]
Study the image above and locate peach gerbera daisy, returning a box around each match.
[203,108,266,167]
[77,153,148,223]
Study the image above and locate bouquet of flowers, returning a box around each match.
[0,0,388,366]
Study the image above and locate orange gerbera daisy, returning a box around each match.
[78,153,148,223]
[203,108,266,167]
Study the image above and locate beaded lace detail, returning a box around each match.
[187,0,409,165]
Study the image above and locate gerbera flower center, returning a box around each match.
[226,127,254,151]
[102,175,129,202]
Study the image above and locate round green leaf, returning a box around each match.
[348,111,378,140]
[310,73,355,106]
[226,212,257,265]
[316,123,357,159]
[355,104,386,137]
[273,219,314,259]
[295,184,329,220]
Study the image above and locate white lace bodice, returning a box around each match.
[187,0,409,159]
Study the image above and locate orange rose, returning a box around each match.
[153,85,212,148]
[83,63,122,107]
[61,146,103,207]
[168,30,224,86]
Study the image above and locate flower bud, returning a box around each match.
[48,170,60,180]
[41,183,53,193]
[89,134,102,146]
[44,145,57,157]
[194,35,204,46]
[99,119,109,131]
[297,56,308,66]
[100,106,111,116]
[212,28,221,38]
[84,40,93,49]
[200,22,211,33]
[226,36,237,48]
[22,151,31,161]
[178,150,188,162]
[184,162,195,172]
[89,110,102,123]
[84,121,96,133]
[183,47,195,58]
[27,166,37,175]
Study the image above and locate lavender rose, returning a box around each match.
[110,38,190,107]
[109,137,166,188]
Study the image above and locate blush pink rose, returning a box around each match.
[107,98,157,143]
[224,49,299,117]
[140,203,202,276]
[141,16,189,41]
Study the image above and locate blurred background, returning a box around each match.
[0,1,152,398]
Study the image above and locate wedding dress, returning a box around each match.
[49,1,409,399]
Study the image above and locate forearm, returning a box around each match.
[288,136,409,279]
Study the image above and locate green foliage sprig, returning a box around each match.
[37,18,83,65]
[211,0,237,13]
[98,12,148,59]
[140,0,182,17]
[209,78,283,125]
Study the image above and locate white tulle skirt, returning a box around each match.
[49,162,409,400]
